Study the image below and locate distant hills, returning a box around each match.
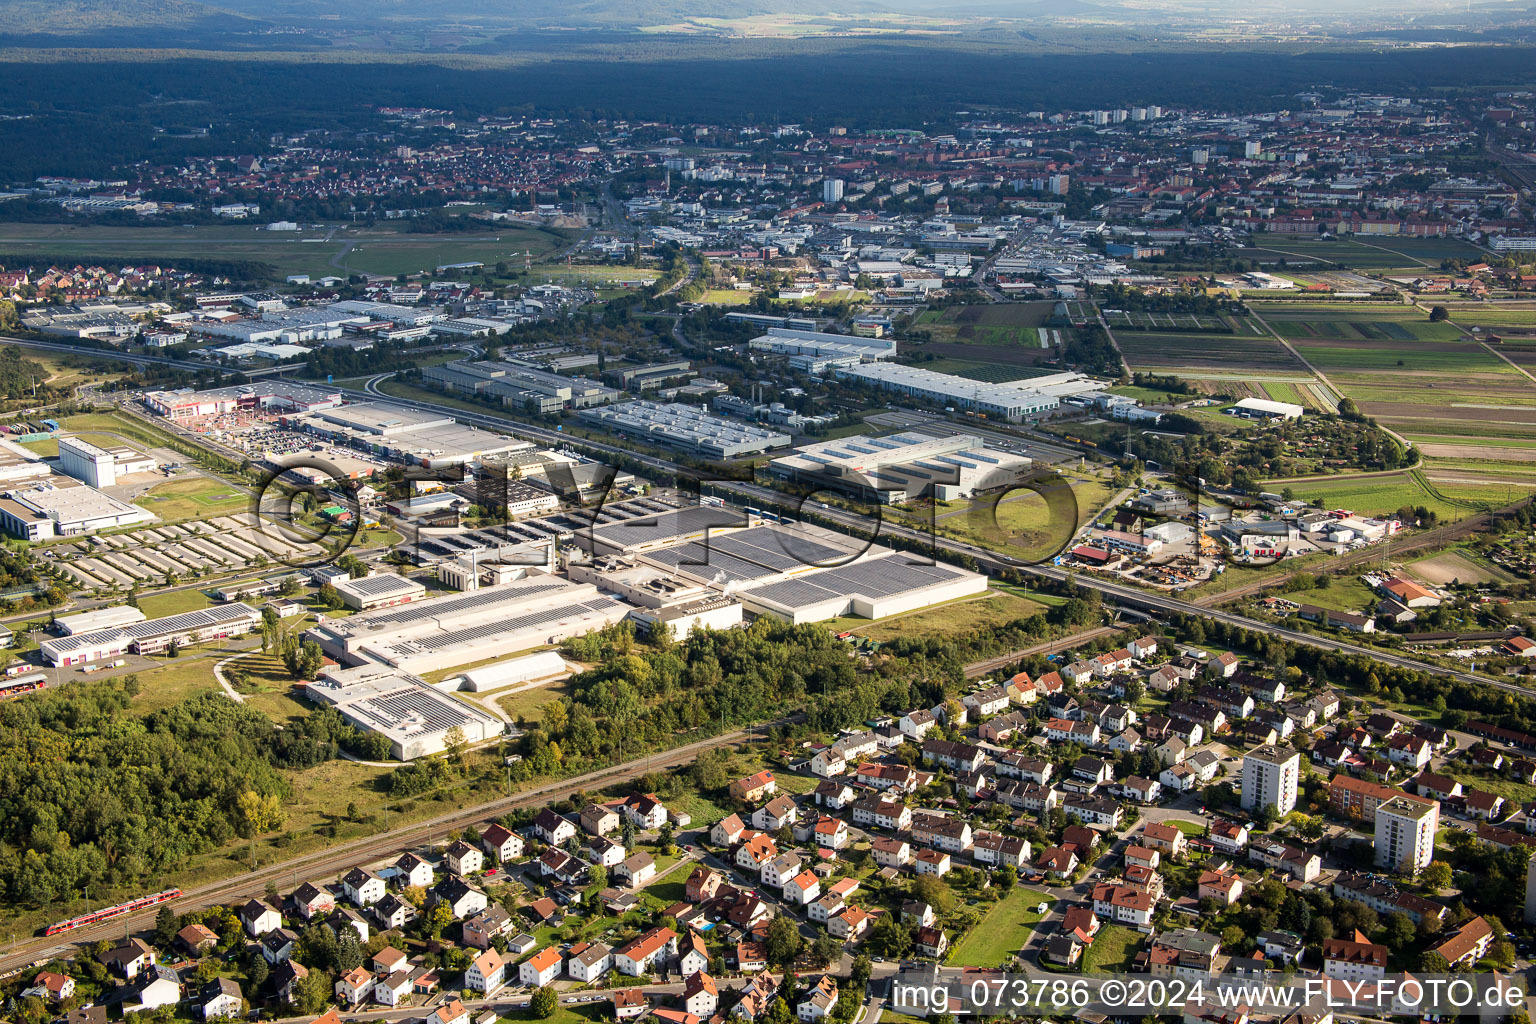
[0,0,1531,45]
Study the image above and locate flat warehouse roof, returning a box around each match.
[588,505,751,552]
[744,554,972,608]
[375,598,626,657]
[336,574,425,598]
[325,576,574,636]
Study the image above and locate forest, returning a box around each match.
[2,45,1536,179]
[0,682,369,913]
[503,589,1108,783]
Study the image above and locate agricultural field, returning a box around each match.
[1440,306,1536,329]
[1115,331,1308,374]
[1102,309,1234,332]
[1258,380,1329,410]
[1408,548,1516,587]
[1267,469,1507,520]
[0,221,572,281]
[912,302,1055,347]
[1267,317,1464,344]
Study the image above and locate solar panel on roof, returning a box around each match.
[748,577,844,608]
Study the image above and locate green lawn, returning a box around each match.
[823,588,1051,642]
[133,477,251,520]
[1082,925,1145,972]
[945,887,1050,966]
[1276,576,1376,615]
[134,588,217,618]
[1270,470,1485,521]
[1167,819,1206,835]
[496,680,573,725]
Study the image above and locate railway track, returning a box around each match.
[0,723,770,974]
[962,624,1123,678]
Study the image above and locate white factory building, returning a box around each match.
[834,363,1098,421]
[0,478,155,540]
[305,571,630,676]
[332,573,428,611]
[577,402,792,459]
[193,305,372,346]
[306,663,504,760]
[54,605,147,635]
[748,328,896,373]
[57,436,156,488]
[768,431,1031,504]
[443,650,570,693]
[1229,397,1304,421]
[0,439,55,487]
[39,603,263,666]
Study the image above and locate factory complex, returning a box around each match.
[288,500,983,756]
[767,430,1032,504]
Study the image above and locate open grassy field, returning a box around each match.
[1083,925,1145,972]
[62,411,198,454]
[133,476,251,520]
[135,588,216,618]
[946,887,1050,966]
[527,263,659,285]
[896,473,1115,561]
[825,587,1051,641]
[698,288,753,305]
[0,221,571,281]
[496,679,573,725]
[1278,576,1376,614]
[340,230,573,278]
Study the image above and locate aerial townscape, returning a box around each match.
[7,3,1536,1024]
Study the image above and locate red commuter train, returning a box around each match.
[45,888,183,936]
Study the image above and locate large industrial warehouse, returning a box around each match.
[305,572,630,675]
[576,507,987,626]
[767,430,1031,504]
[40,603,264,666]
[577,401,792,459]
[306,664,504,761]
